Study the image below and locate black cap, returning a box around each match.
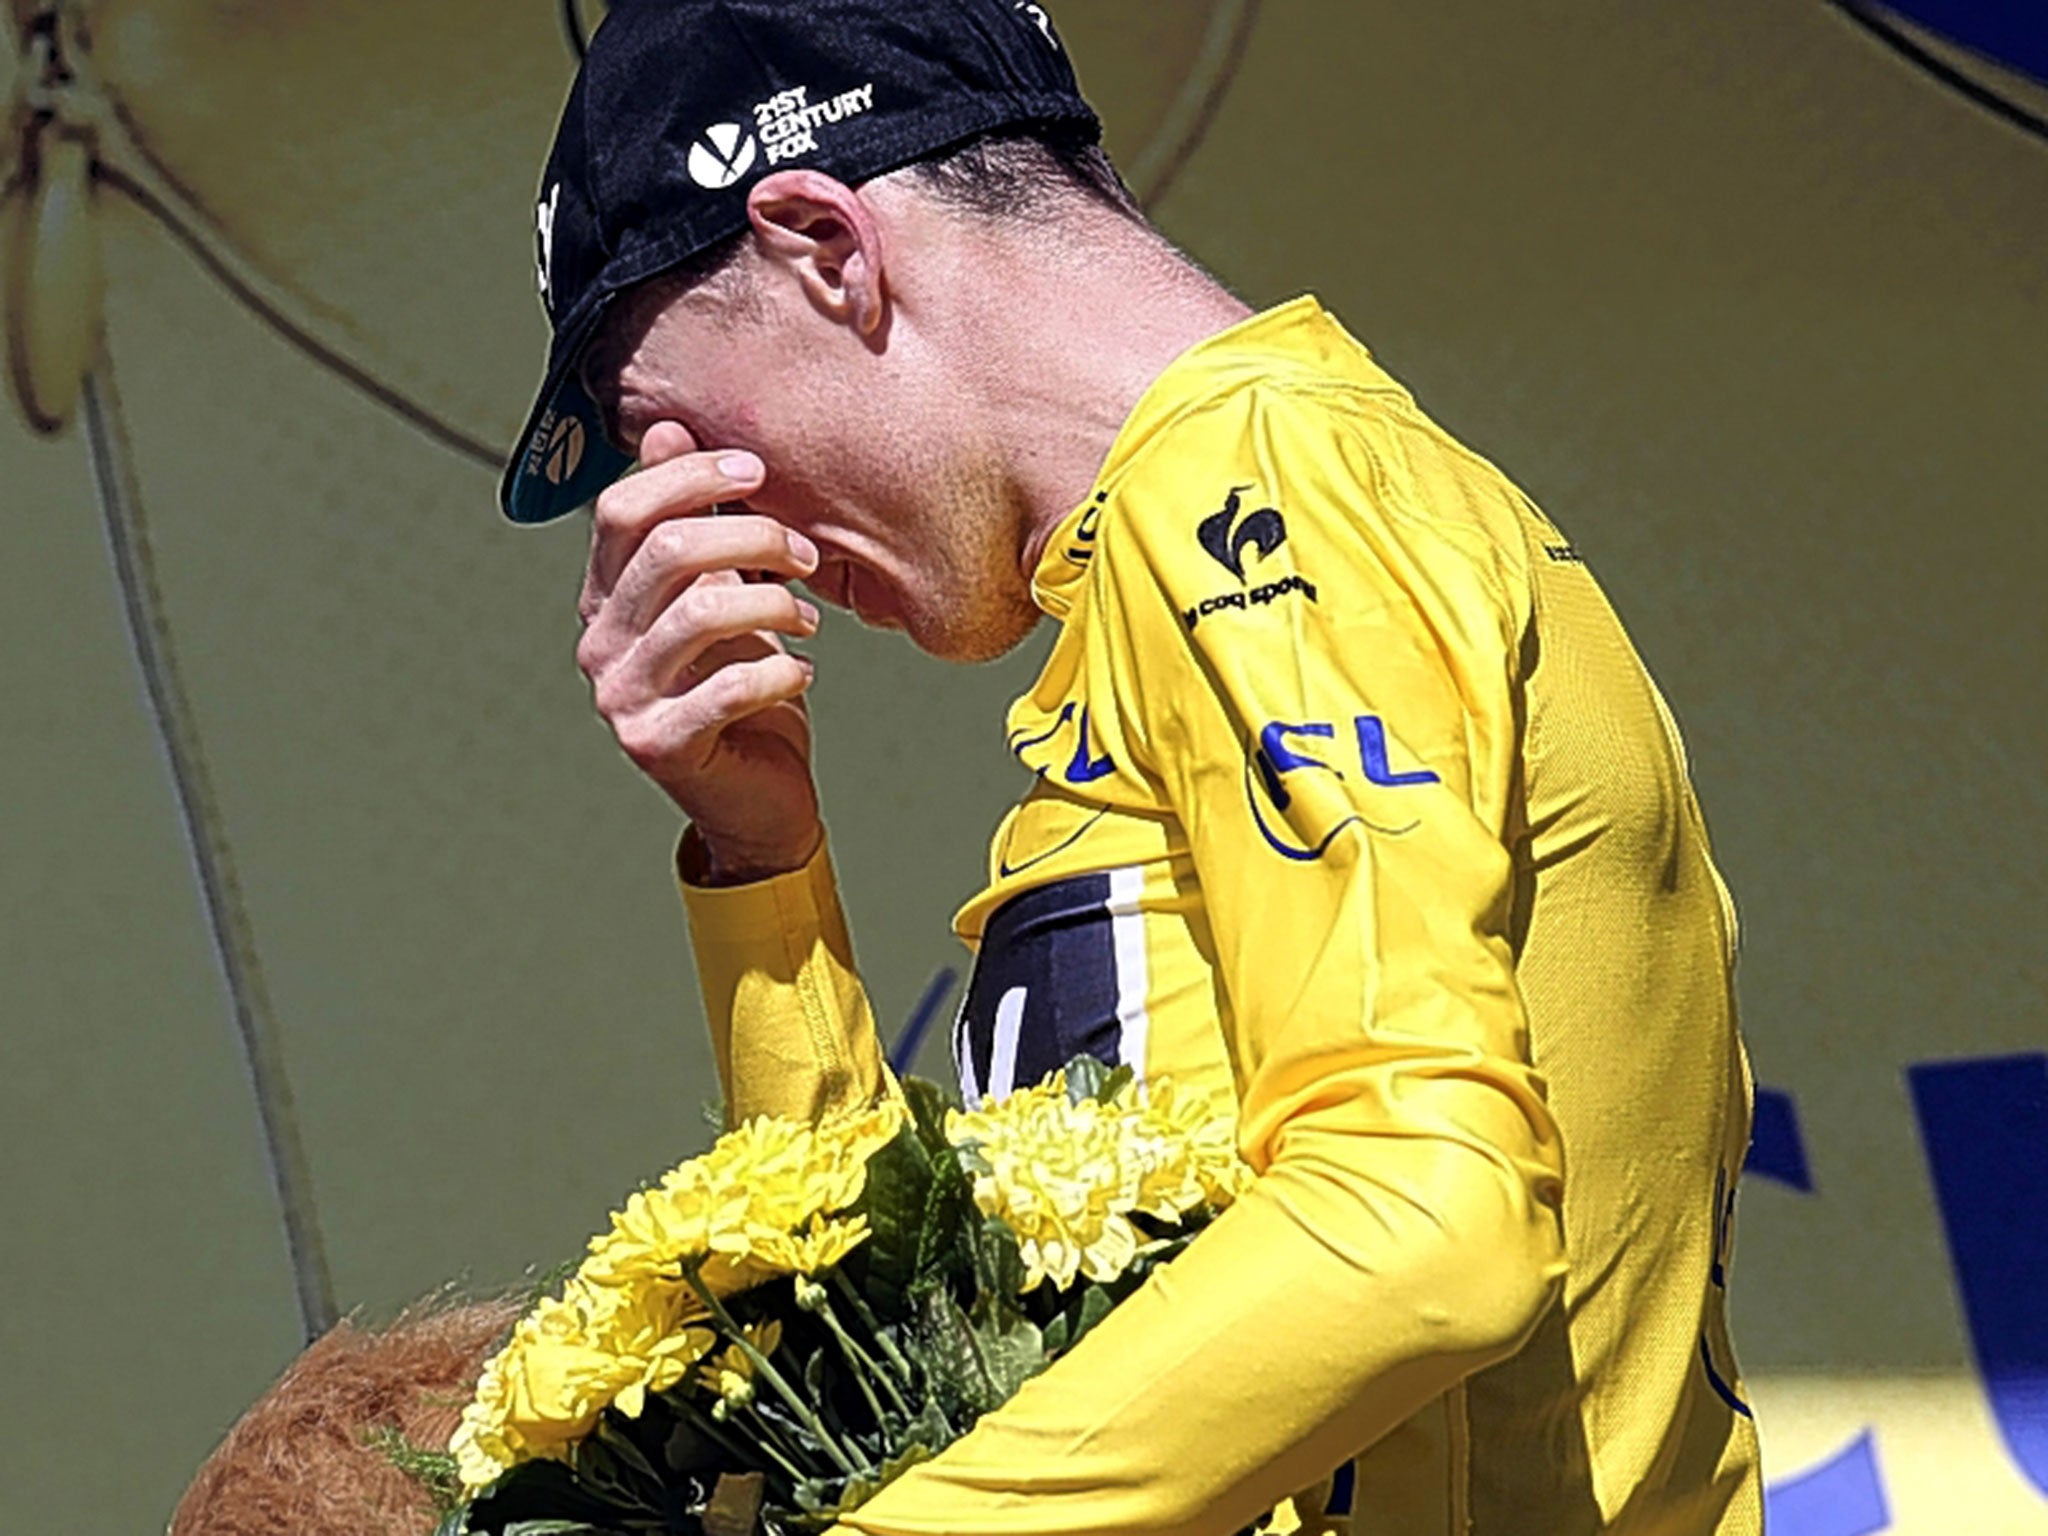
[501,0,1101,525]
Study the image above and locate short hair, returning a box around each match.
[579,127,1145,447]
[170,1298,519,1536]
[904,123,1141,222]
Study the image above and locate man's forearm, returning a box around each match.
[678,829,893,1124]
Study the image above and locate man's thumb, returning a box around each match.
[637,419,698,466]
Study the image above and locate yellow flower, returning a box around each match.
[585,1279,717,1419]
[581,1164,716,1288]
[451,1097,906,1492]
[449,1347,522,1492]
[945,1072,1252,1292]
[1116,1076,1254,1214]
[582,1099,904,1296]
[695,1319,785,1404]
[750,1211,874,1276]
[947,1077,1146,1290]
[448,1278,714,1493]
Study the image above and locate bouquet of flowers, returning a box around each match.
[424,1058,1249,1536]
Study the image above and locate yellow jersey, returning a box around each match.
[681,296,1762,1535]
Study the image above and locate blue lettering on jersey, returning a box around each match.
[1700,1165,1752,1417]
[1255,722,1339,813]
[1357,714,1442,788]
[1008,702,1075,766]
[1066,706,1116,784]
[996,804,1110,880]
[1009,702,1115,784]
[1245,714,1432,859]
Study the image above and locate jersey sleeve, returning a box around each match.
[833,387,1569,1536]
[677,831,892,1124]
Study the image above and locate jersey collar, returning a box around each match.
[1028,294,1346,619]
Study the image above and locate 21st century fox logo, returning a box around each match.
[687,82,878,191]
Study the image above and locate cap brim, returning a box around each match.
[499,297,636,525]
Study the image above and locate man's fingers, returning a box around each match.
[578,442,767,615]
[595,448,764,537]
[606,514,820,635]
[621,584,821,703]
[638,420,697,465]
[600,445,762,536]
[612,653,816,772]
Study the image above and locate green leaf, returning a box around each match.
[364,1425,466,1517]
[771,1443,933,1533]
[1058,1055,1134,1106]
[1039,1312,1070,1356]
[970,1217,1027,1307]
[899,1076,958,1152]
[910,1285,1045,1421]
[910,1289,993,1418]
[1065,1283,1116,1352]
[971,1309,1045,1403]
[1060,1054,1111,1104]
[911,1146,977,1295]
[791,1476,839,1513]
[754,1398,829,1464]
[847,1127,936,1320]
[908,1394,955,1449]
[592,1416,665,1487]
[502,1523,611,1536]
[832,1442,934,1515]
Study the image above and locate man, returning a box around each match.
[508,2,1762,1532]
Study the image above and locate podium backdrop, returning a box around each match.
[2,3,2043,1531]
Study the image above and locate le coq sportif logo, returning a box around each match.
[1183,486,1315,632]
[1198,485,1287,582]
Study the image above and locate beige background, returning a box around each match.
[1,1,2043,1530]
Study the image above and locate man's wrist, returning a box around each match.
[680,822,825,888]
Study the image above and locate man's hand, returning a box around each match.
[576,421,825,884]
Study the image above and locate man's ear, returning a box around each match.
[745,171,888,342]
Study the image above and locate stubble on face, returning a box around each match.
[853,449,1043,663]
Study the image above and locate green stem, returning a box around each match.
[684,1267,869,1479]
[816,1293,902,1429]
[828,1271,956,1440]
[734,1400,815,1486]
[830,1271,918,1386]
